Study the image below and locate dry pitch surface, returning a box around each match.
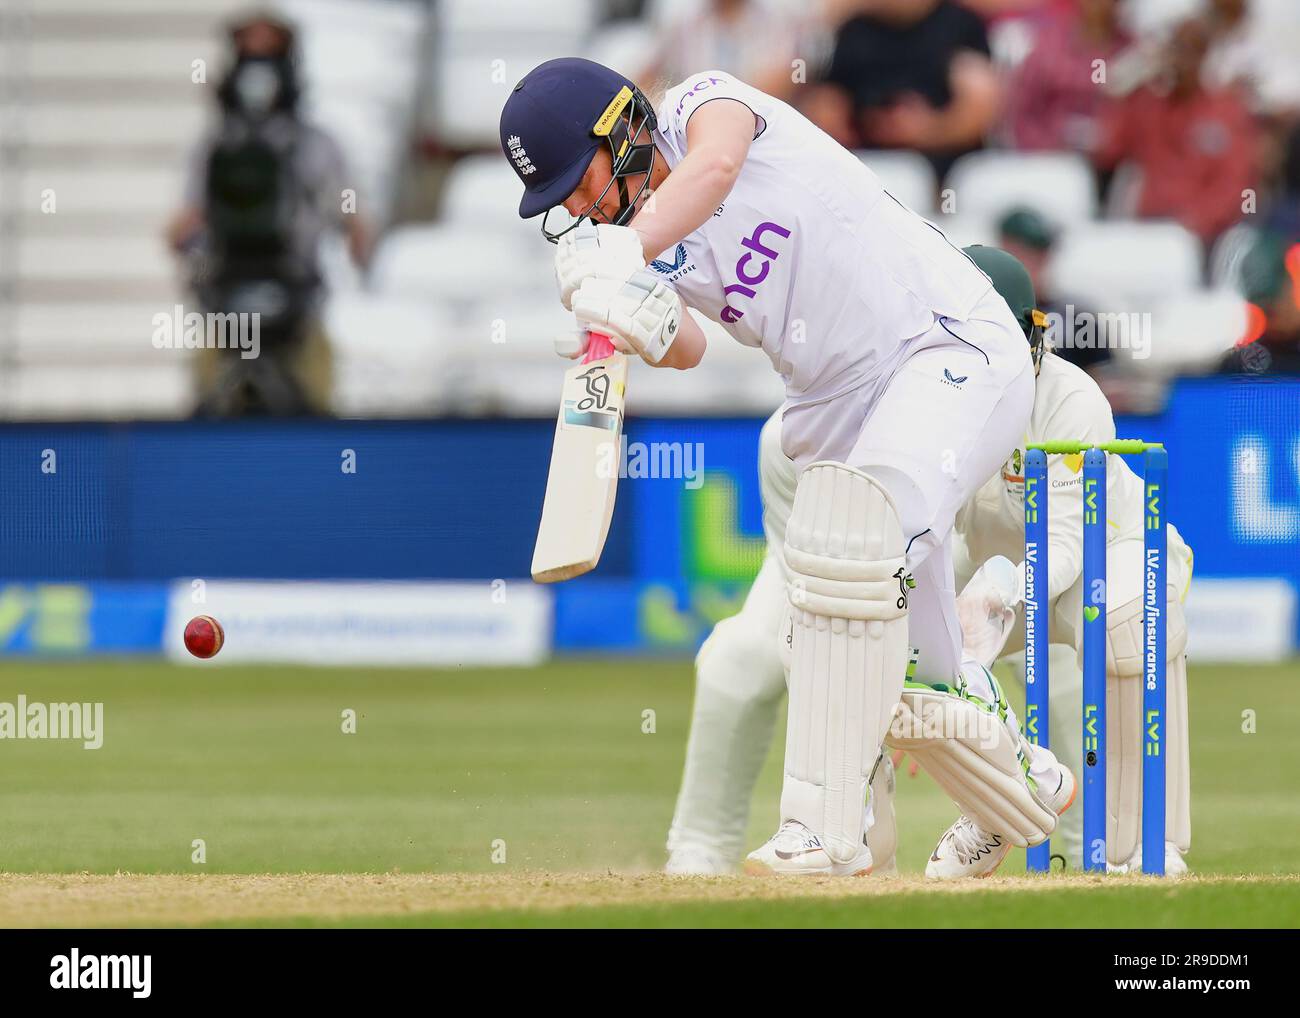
[4,872,1298,928]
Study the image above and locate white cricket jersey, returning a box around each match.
[649,71,993,406]
[954,354,1188,601]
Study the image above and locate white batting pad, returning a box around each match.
[781,461,910,862]
[886,684,1058,847]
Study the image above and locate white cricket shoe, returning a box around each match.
[925,815,1012,879]
[1107,842,1190,876]
[927,751,1077,880]
[744,820,873,877]
[664,845,734,876]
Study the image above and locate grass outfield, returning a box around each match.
[0,657,1296,927]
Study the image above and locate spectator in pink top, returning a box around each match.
[1094,17,1257,247]
[1003,0,1131,153]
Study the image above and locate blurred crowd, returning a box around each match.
[625,0,1299,376]
[633,0,1296,241]
[160,0,1300,417]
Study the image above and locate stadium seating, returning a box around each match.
[0,0,1272,421]
[0,0,234,418]
[586,19,660,76]
[282,0,426,226]
[370,224,551,309]
[1134,289,1249,375]
[857,150,938,218]
[946,151,1098,228]
[1047,221,1203,309]
[423,0,599,150]
[325,292,457,416]
[439,155,540,238]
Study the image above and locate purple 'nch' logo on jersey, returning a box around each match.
[721,221,791,324]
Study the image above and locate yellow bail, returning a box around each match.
[593,86,634,137]
[1031,309,1048,327]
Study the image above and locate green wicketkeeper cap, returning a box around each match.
[964,244,1047,337]
[964,243,1048,372]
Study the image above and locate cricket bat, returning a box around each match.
[531,330,629,583]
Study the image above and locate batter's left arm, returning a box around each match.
[630,98,755,261]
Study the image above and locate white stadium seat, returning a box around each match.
[12,303,169,360]
[425,0,599,149]
[1133,289,1248,375]
[586,20,659,78]
[277,0,427,225]
[1046,221,1203,309]
[1,102,204,148]
[16,236,174,283]
[11,167,178,216]
[7,364,193,420]
[858,150,937,217]
[277,0,427,47]
[324,292,458,416]
[441,155,536,233]
[1120,0,1202,37]
[945,151,1098,227]
[369,224,550,307]
[428,56,529,151]
[450,304,784,417]
[438,0,597,34]
[449,298,583,414]
[644,0,706,24]
[8,38,221,82]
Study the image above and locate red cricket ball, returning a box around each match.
[184,615,225,659]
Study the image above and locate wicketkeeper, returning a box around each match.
[949,247,1194,876]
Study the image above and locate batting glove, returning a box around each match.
[571,269,682,365]
[554,223,646,311]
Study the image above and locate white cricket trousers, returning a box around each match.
[780,287,1035,685]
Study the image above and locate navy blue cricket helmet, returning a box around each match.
[499,57,658,241]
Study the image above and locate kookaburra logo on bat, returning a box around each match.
[576,365,611,412]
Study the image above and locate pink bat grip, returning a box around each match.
[582,330,617,363]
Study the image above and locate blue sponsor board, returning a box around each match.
[554,377,1300,651]
[0,419,612,582]
[0,377,1297,655]
[1127,378,1300,594]
[0,582,167,655]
